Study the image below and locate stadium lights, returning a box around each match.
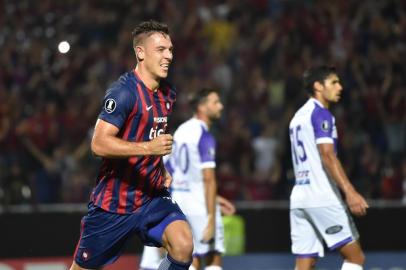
[58,40,70,54]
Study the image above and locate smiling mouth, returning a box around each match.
[160,63,170,70]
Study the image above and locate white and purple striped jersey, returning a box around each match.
[166,118,216,215]
[289,98,342,209]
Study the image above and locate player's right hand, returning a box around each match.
[148,134,173,156]
[346,191,369,217]
[201,220,215,244]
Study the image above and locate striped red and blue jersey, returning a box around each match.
[90,70,176,214]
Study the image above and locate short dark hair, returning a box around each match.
[189,88,219,111]
[303,65,337,95]
[132,20,170,48]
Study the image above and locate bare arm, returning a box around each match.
[201,167,217,243]
[163,168,172,188]
[72,136,90,161]
[217,195,236,216]
[318,143,369,216]
[91,119,173,158]
[21,137,53,169]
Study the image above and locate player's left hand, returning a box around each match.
[163,170,172,188]
[346,191,369,217]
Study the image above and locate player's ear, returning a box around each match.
[313,81,323,93]
[135,46,144,61]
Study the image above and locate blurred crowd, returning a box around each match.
[0,0,405,206]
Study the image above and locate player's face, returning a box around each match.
[141,32,173,79]
[204,92,223,120]
[321,74,343,103]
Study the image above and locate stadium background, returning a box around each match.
[0,0,405,269]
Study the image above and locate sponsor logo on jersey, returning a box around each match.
[104,99,116,113]
[295,179,310,185]
[296,170,309,178]
[154,117,168,123]
[149,124,168,140]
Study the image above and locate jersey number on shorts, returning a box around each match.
[290,125,307,165]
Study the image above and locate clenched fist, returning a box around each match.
[147,134,173,156]
[346,190,369,217]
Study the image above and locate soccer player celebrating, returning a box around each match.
[140,88,235,270]
[289,66,369,270]
[69,20,193,270]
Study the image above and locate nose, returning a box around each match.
[165,49,173,60]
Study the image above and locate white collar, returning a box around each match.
[192,117,209,131]
[310,97,325,108]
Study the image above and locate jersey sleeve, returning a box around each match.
[198,130,216,169]
[98,83,136,129]
[311,107,334,144]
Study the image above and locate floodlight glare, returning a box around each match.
[58,41,70,54]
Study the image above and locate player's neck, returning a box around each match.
[195,114,211,128]
[313,96,330,109]
[135,66,160,91]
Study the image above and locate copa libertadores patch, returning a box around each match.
[321,120,330,132]
[104,98,116,113]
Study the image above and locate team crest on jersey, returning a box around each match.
[104,98,116,113]
[81,250,90,260]
[321,120,329,132]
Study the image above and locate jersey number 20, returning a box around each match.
[172,142,190,174]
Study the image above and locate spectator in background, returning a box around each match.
[252,121,279,180]
[0,1,405,206]
[381,157,403,200]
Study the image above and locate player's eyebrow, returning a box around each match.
[156,45,173,51]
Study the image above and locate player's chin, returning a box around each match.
[158,69,169,78]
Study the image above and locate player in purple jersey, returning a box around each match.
[69,20,193,270]
[289,66,368,270]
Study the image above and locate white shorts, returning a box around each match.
[139,205,225,269]
[290,205,359,257]
[187,204,225,256]
[139,246,163,270]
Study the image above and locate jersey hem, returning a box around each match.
[316,137,334,144]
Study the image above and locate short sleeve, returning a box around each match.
[311,107,334,144]
[98,83,136,129]
[198,129,216,168]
